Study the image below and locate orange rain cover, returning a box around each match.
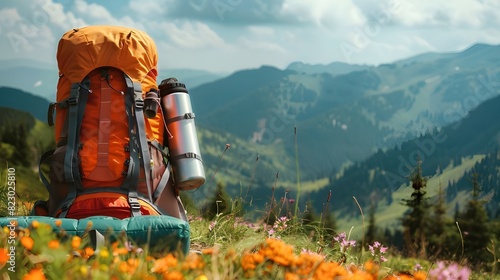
[55,25,163,144]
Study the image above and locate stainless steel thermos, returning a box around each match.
[158,78,206,190]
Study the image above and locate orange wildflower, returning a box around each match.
[127,258,140,273]
[397,273,414,280]
[114,247,129,256]
[83,247,94,258]
[414,271,427,280]
[262,238,296,267]
[31,220,40,229]
[241,253,257,270]
[21,236,35,251]
[252,252,265,264]
[0,248,8,265]
[23,268,46,280]
[55,220,62,227]
[48,240,60,249]
[313,261,347,279]
[285,272,300,280]
[151,253,178,274]
[295,252,324,276]
[182,252,205,270]
[71,236,81,250]
[201,247,217,255]
[364,260,379,279]
[118,261,129,274]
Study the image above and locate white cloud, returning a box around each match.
[237,37,287,53]
[0,6,56,58]
[72,0,145,30]
[160,21,225,49]
[74,0,114,21]
[239,26,287,54]
[1,0,500,74]
[280,0,366,27]
[248,26,275,36]
[392,0,500,28]
[0,7,21,22]
[35,0,86,31]
[128,0,174,17]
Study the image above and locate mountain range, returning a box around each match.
[0,59,226,101]
[1,43,499,232]
[189,43,500,183]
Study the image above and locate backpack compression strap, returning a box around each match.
[59,80,91,217]
[150,140,171,202]
[123,77,142,217]
[124,74,154,214]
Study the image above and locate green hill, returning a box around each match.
[0,107,53,201]
[190,44,500,182]
[0,87,51,123]
[314,93,500,237]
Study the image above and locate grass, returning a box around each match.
[1,167,497,280]
[0,212,487,279]
[0,146,498,279]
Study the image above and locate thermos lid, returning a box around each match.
[159,77,188,96]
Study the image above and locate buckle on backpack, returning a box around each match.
[128,199,141,210]
[135,99,144,108]
[67,97,78,106]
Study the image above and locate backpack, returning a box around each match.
[36,26,188,220]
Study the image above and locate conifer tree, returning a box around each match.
[366,192,379,245]
[322,209,337,241]
[401,156,429,258]
[201,181,231,220]
[302,200,318,226]
[458,172,491,267]
[320,190,336,240]
[427,184,458,258]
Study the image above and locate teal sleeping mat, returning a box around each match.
[0,215,190,254]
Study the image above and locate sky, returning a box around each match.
[0,0,499,74]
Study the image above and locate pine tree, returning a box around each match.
[322,209,336,241]
[458,172,491,267]
[201,181,231,220]
[426,183,460,259]
[320,190,336,240]
[401,156,429,258]
[302,200,318,226]
[366,192,379,245]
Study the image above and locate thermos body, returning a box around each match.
[159,79,206,190]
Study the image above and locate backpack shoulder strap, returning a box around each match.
[59,79,90,217]
[124,75,154,204]
[122,79,142,217]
